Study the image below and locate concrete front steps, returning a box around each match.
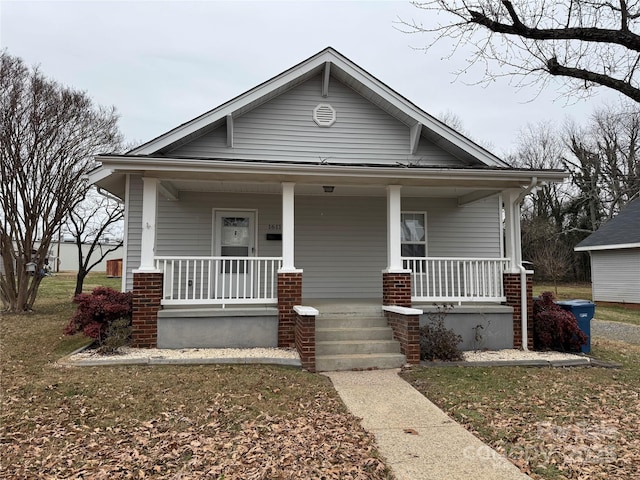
[315,313,406,372]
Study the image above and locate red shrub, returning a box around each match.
[533,292,588,352]
[64,287,132,343]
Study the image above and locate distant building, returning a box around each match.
[575,197,640,304]
[0,240,123,275]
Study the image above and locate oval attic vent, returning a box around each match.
[313,104,336,127]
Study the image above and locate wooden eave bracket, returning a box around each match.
[322,62,330,97]
[226,114,234,147]
[410,123,422,154]
[158,181,179,201]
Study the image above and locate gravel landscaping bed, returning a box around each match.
[65,346,585,367]
[592,318,640,345]
[463,349,586,362]
[64,346,301,366]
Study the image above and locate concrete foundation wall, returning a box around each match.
[157,309,278,348]
[417,305,514,351]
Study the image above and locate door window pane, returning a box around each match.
[220,216,251,273]
[221,217,250,247]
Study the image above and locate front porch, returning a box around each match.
[127,177,536,370]
[133,255,532,371]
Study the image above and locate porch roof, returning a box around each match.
[90,155,568,202]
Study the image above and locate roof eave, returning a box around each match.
[574,242,640,252]
[94,155,568,185]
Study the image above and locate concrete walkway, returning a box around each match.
[325,369,530,480]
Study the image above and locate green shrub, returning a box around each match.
[419,304,463,361]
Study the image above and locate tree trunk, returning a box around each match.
[2,268,44,312]
[75,269,88,296]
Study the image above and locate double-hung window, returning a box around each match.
[401,212,427,257]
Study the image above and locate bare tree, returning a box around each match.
[512,102,639,282]
[527,220,575,293]
[563,101,640,230]
[66,188,124,296]
[437,109,468,132]
[401,0,640,102]
[437,109,496,150]
[511,121,570,229]
[588,102,640,213]
[0,51,122,312]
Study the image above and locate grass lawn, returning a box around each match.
[534,282,640,326]
[402,281,640,479]
[402,340,640,479]
[0,273,392,479]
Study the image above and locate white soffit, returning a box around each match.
[152,180,488,198]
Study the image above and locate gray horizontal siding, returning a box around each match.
[124,175,143,291]
[155,192,282,258]
[591,249,640,303]
[167,74,464,167]
[402,197,501,258]
[295,196,387,298]
[127,191,502,298]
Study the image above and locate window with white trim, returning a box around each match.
[401,212,427,257]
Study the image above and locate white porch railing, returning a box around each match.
[155,256,283,305]
[403,257,510,303]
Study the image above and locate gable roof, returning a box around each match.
[575,197,640,251]
[130,47,509,168]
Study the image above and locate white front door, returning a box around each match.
[213,211,256,299]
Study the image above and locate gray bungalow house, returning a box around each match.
[575,197,640,305]
[89,47,566,371]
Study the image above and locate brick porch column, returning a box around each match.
[504,272,534,350]
[382,272,412,307]
[131,271,163,348]
[277,271,302,348]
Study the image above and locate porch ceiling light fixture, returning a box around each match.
[323,185,335,193]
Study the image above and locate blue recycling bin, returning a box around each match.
[556,300,595,353]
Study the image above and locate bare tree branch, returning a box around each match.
[468,0,640,49]
[402,0,640,101]
[547,55,640,100]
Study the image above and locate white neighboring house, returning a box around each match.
[575,197,640,305]
[88,47,566,370]
[51,239,123,273]
[0,240,122,275]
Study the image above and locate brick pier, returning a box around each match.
[504,272,534,350]
[131,271,163,348]
[385,309,420,364]
[382,271,412,307]
[294,309,316,372]
[277,271,302,348]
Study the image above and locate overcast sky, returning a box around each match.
[1,0,624,156]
